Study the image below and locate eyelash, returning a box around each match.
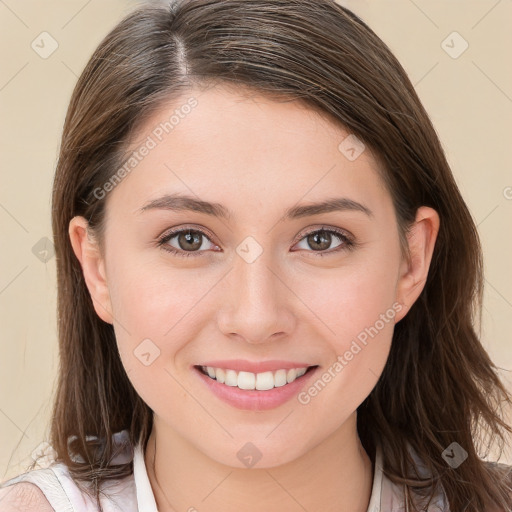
[157,225,356,259]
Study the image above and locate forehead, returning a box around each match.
[106,84,390,220]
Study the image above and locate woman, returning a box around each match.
[1,0,511,510]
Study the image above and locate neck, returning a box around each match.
[144,413,374,512]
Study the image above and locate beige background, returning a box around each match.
[1,0,511,481]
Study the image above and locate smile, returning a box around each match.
[197,365,315,390]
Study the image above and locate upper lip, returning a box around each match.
[195,359,317,373]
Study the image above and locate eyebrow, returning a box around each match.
[138,193,373,220]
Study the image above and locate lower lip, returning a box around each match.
[193,366,319,411]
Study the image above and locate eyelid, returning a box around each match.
[157,224,355,257]
[157,225,219,254]
[293,224,353,245]
[158,224,216,243]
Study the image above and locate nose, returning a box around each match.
[216,251,296,344]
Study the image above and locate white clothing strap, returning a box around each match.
[1,467,74,512]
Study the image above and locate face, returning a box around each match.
[71,84,438,469]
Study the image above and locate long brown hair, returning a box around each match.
[41,0,512,510]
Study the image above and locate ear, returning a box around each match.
[394,206,440,323]
[68,216,113,324]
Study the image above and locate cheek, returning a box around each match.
[297,240,401,343]
[292,241,400,409]
[106,251,218,339]
[295,286,397,428]
[105,251,242,413]
[296,331,392,434]
[108,268,197,414]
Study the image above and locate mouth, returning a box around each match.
[193,364,319,391]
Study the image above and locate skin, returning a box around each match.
[69,84,439,512]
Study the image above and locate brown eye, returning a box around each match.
[176,230,203,251]
[293,228,354,256]
[158,228,215,257]
[306,230,333,251]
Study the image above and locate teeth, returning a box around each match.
[216,368,225,384]
[201,365,311,390]
[225,369,238,386]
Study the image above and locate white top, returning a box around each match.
[0,439,450,511]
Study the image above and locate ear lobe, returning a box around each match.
[68,216,113,324]
[394,206,440,323]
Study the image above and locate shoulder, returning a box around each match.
[483,459,512,478]
[0,482,54,511]
[483,460,512,511]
